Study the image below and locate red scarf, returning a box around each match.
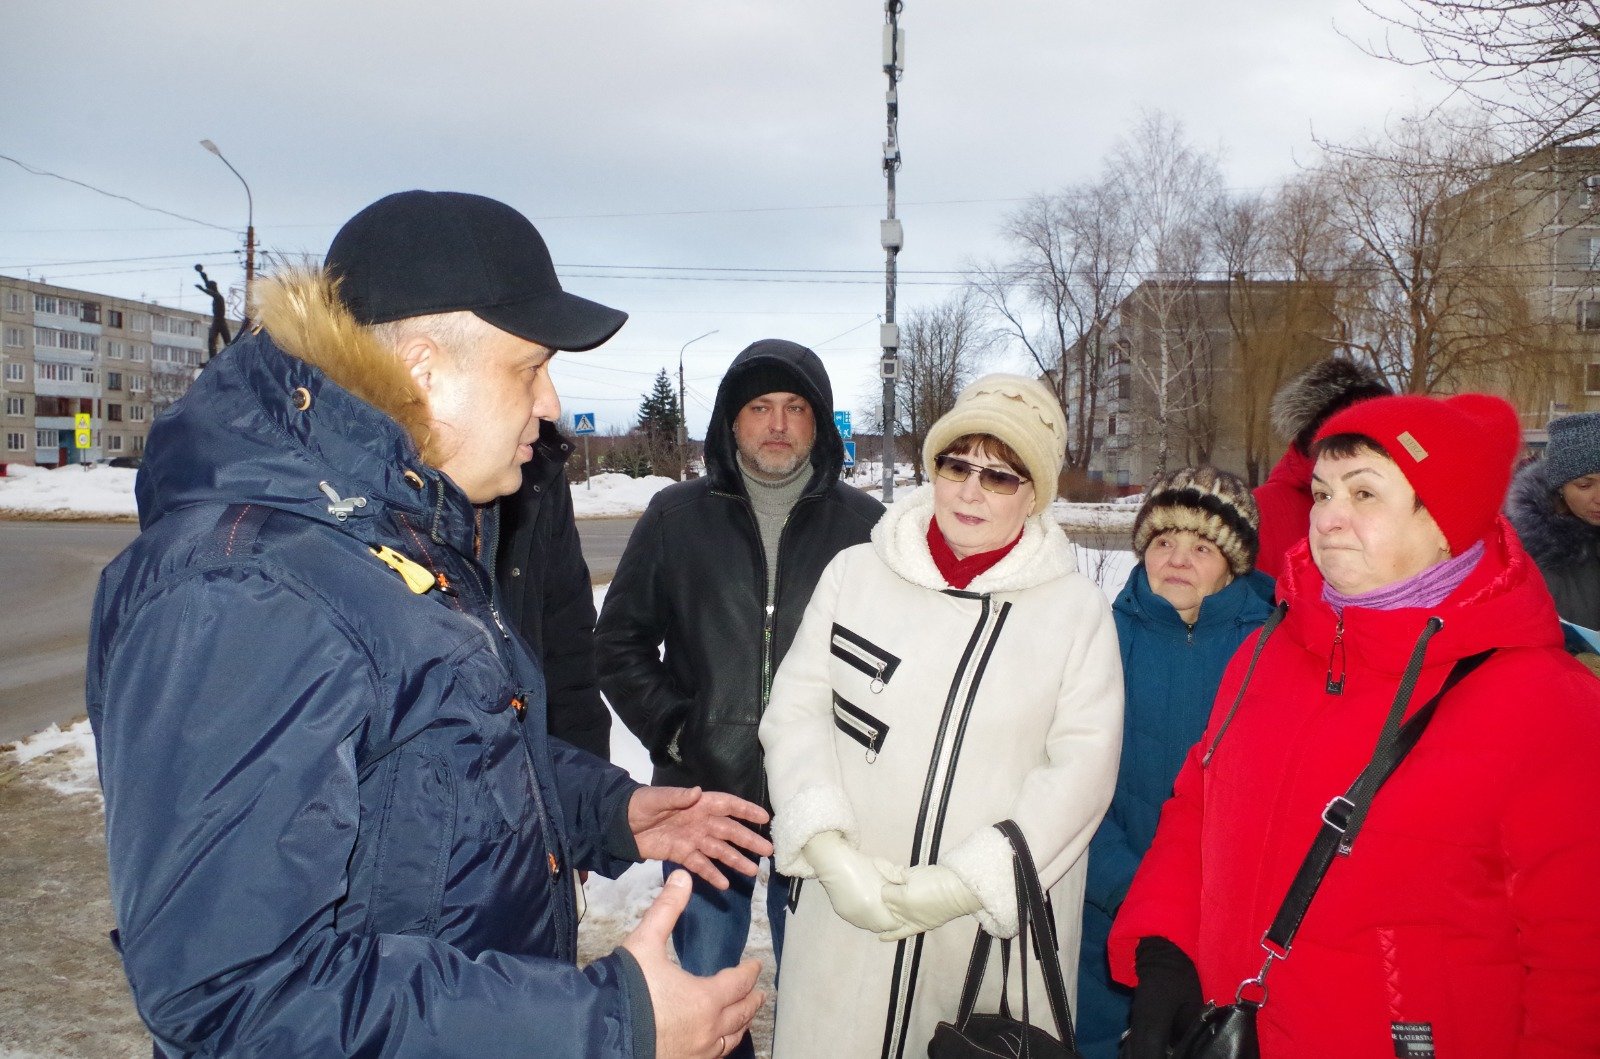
[927,518,1023,590]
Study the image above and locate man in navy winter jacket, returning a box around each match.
[87,191,769,1058]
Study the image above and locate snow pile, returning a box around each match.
[5,718,101,798]
[1051,499,1140,533]
[569,473,675,517]
[0,464,138,519]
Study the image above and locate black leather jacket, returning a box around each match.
[495,419,610,759]
[596,340,883,803]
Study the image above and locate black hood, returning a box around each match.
[704,339,844,495]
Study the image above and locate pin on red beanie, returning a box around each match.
[1314,393,1522,554]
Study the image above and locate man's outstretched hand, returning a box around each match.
[623,870,765,1059]
[629,786,774,889]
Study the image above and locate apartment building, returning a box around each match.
[0,276,211,468]
[1081,278,1336,488]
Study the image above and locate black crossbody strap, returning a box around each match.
[1243,636,1495,999]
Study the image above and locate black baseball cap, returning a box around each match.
[325,190,627,352]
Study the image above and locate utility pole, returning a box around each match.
[880,0,905,502]
[677,329,717,480]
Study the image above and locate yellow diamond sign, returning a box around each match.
[74,412,92,449]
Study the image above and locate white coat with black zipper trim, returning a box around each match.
[760,484,1124,1059]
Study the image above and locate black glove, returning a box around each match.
[1123,936,1204,1058]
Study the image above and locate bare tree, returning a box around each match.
[1356,0,1600,152]
[1314,113,1555,394]
[1207,182,1350,482]
[1111,111,1225,475]
[970,177,1134,473]
[892,291,994,484]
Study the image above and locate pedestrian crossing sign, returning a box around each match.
[572,413,597,436]
[74,412,92,450]
[843,441,856,469]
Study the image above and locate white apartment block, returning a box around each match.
[0,276,213,468]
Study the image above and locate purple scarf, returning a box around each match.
[1322,540,1486,613]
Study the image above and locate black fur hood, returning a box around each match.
[1507,459,1600,570]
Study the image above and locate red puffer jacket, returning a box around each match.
[1251,446,1314,581]
[1110,517,1600,1058]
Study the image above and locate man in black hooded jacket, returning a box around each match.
[597,339,883,1056]
[497,419,609,759]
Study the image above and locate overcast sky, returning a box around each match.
[2,1,1447,435]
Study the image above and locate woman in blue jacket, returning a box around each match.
[1076,467,1275,1058]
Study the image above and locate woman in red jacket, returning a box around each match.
[1110,393,1600,1058]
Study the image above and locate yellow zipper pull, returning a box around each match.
[370,545,437,594]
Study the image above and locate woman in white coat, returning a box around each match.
[760,375,1124,1059]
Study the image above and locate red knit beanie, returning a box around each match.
[1314,393,1522,553]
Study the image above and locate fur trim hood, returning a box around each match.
[871,484,1077,593]
[1270,356,1391,453]
[1507,459,1600,570]
[256,268,440,465]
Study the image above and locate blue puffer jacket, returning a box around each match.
[86,273,652,1058]
[1075,563,1275,1058]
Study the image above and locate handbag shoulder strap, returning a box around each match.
[950,821,1079,1054]
[998,820,1077,1052]
[1241,641,1495,1000]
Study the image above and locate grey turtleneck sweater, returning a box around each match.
[739,455,815,603]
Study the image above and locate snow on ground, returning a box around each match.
[568,472,675,518]
[6,720,100,799]
[0,464,138,518]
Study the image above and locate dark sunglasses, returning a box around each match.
[934,454,1029,495]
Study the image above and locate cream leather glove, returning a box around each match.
[804,831,905,932]
[878,864,983,942]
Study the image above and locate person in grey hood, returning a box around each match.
[597,339,884,1058]
[1507,410,1600,629]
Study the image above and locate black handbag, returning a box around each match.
[929,819,1083,1059]
[1165,635,1494,1059]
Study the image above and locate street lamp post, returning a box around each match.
[199,139,255,320]
[677,329,718,481]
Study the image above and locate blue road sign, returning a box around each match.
[842,440,857,469]
[834,410,853,438]
[572,413,597,436]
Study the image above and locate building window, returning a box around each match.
[81,367,96,385]
[107,371,123,391]
[1107,412,1118,435]
[80,302,100,324]
[130,344,146,362]
[106,341,124,360]
[1586,364,1600,395]
[4,327,23,348]
[3,362,23,383]
[1580,301,1600,332]
[132,434,144,454]
[4,396,23,417]
[130,404,148,422]
[107,403,123,422]
[5,432,24,451]
[130,375,147,393]
[106,433,123,452]
[5,291,21,313]
[36,429,55,448]
[37,363,77,383]
[130,312,149,333]
[107,309,124,329]
[34,328,96,352]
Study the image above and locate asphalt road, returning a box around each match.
[0,515,642,744]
